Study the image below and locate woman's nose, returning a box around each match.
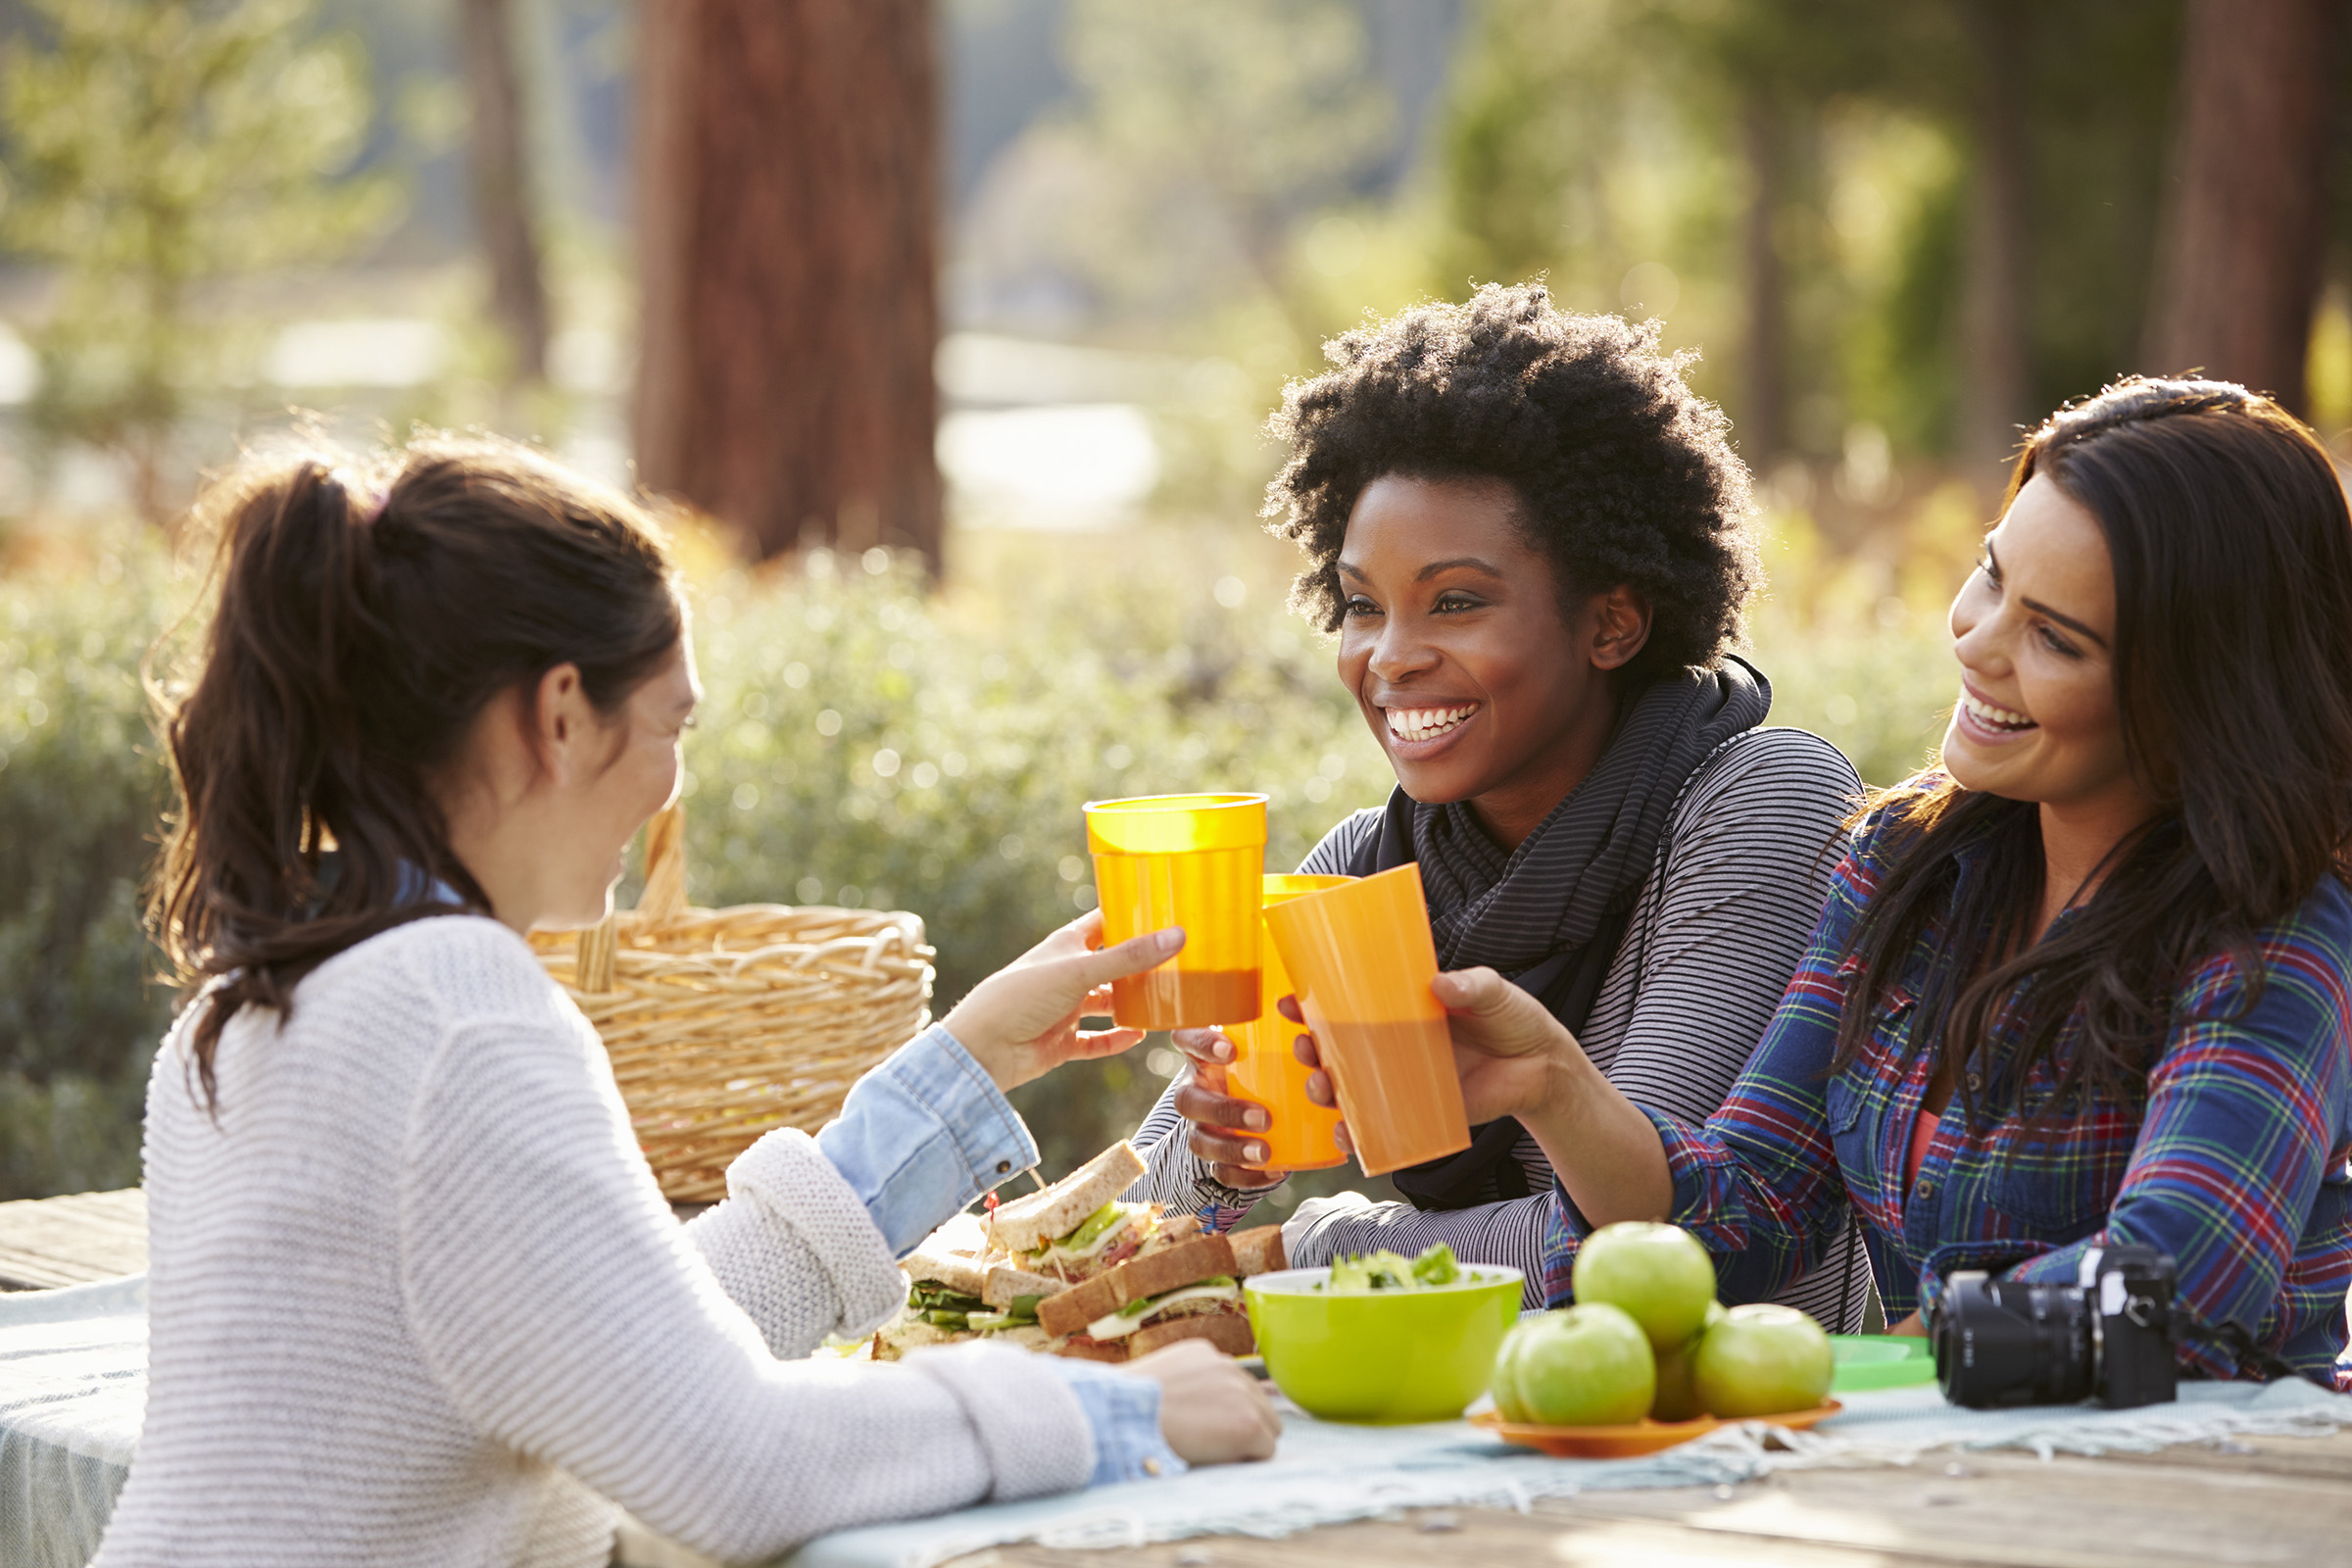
[1365,619,1437,683]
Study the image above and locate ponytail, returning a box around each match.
[151,437,681,1106]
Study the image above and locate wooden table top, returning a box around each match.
[10,1191,2345,1567]
[0,1187,147,1289]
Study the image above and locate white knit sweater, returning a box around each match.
[94,916,1096,1567]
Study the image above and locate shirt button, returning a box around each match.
[1915,1181,1935,1200]
[995,1159,1011,1174]
[1142,1457,1163,1476]
[1966,1072,1983,1093]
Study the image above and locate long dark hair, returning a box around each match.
[150,435,682,1105]
[1833,378,2352,1114]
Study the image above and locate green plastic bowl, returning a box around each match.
[1244,1265,1523,1424]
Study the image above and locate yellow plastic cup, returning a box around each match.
[1261,862,1472,1176]
[1084,793,1268,1029]
[1227,874,1354,1171]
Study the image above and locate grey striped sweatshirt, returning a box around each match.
[1129,725,1878,1331]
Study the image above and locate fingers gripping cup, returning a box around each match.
[1228,874,1353,1171]
[1084,793,1268,1029]
[1262,862,1473,1176]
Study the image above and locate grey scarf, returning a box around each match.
[1344,658,1773,1209]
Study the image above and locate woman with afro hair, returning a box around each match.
[1126,282,1873,1327]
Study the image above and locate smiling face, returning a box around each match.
[1335,474,1649,848]
[1943,473,2150,829]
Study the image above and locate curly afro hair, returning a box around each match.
[1264,283,1760,680]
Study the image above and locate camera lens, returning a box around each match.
[1932,1273,2097,1408]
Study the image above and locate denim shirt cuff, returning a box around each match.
[1043,1357,1189,1485]
[815,1022,1040,1257]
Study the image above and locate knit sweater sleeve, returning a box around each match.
[394,989,1096,1562]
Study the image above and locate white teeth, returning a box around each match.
[1960,691,2034,728]
[1387,705,1475,742]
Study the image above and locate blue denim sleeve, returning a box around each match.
[1042,1357,1189,1484]
[814,1023,1039,1257]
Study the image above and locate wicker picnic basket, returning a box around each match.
[528,803,935,1203]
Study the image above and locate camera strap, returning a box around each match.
[2177,1317,2320,1388]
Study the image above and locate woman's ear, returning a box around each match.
[1588,585,1653,671]
[530,662,597,783]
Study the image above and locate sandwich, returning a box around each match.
[872,1241,998,1359]
[869,1140,1288,1361]
[985,1141,1164,1283]
[1037,1222,1286,1362]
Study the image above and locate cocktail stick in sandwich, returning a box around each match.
[1038,1224,1287,1362]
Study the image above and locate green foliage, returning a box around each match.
[0,530,180,1197]
[1051,0,1395,308]
[0,0,401,513]
[1430,0,2182,463]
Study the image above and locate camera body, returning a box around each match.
[1929,1244,2179,1409]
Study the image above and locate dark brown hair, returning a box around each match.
[1833,377,2352,1115]
[150,435,682,1104]
[1262,282,1760,682]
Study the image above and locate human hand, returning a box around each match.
[940,910,1182,1092]
[1168,1027,1287,1190]
[1121,1337,1281,1465]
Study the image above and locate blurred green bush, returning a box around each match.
[0,518,1957,1198]
[0,534,180,1197]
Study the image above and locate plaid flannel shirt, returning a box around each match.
[1544,794,2352,1385]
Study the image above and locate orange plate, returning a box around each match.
[1471,1399,1844,1458]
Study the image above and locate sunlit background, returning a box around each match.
[1,0,2339,1198]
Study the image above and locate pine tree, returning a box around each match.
[0,0,400,520]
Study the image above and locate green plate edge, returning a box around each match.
[1830,1333,1938,1392]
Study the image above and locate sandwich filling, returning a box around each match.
[1024,1200,1156,1280]
[1082,1277,1242,1341]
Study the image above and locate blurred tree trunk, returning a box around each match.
[1956,0,2031,489]
[1739,95,1787,465]
[635,0,943,569]
[461,0,549,385]
[2142,0,2344,413]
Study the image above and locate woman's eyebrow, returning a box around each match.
[1989,541,2110,648]
[2023,597,2109,649]
[1415,556,1504,582]
[1337,556,1506,584]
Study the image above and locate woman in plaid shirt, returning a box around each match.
[1297,376,2352,1384]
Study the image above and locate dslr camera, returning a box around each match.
[1929,1244,2179,1409]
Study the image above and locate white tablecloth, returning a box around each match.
[8,1276,2350,1568]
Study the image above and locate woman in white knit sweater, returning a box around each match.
[98,439,1275,1568]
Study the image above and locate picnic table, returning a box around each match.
[7,1191,2350,1568]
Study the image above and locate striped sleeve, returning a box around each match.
[1551,727,1874,1327]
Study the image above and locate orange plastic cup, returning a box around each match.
[1261,862,1472,1176]
[1084,793,1268,1029]
[1227,874,1353,1171]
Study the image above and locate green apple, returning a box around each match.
[1648,1302,1722,1422]
[1489,1323,1534,1422]
[1508,1304,1656,1426]
[1692,1303,1835,1418]
[1572,1222,1719,1353]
